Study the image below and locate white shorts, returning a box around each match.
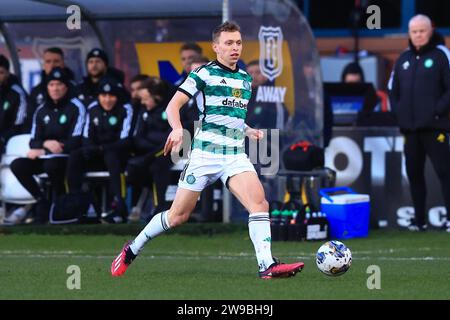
[178,151,256,192]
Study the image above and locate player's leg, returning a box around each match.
[111,187,200,276]
[130,187,200,253]
[227,170,304,278]
[112,154,216,276]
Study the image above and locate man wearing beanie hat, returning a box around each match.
[10,67,85,224]
[76,48,130,106]
[67,76,133,223]
[0,54,28,155]
[75,48,109,106]
[24,47,76,133]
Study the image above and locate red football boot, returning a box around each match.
[259,260,304,279]
[111,242,136,277]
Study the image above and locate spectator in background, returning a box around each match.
[126,77,172,221]
[75,48,109,105]
[129,74,151,132]
[175,42,203,86]
[75,48,130,106]
[67,76,133,224]
[154,19,170,42]
[25,47,76,133]
[127,74,152,221]
[0,54,28,154]
[246,60,289,130]
[245,60,290,204]
[341,61,380,118]
[389,14,450,232]
[341,61,365,83]
[10,67,85,224]
[130,74,151,108]
[179,56,209,138]
[190,56,210,71]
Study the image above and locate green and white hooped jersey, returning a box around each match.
[178,60,252,156]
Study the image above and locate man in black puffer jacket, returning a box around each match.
[389,14,450,232]
[10,67,85,224]
[25,47,76,133]
[67,76,133,223]
[126,77,173,221]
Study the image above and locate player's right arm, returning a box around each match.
[164,91,190,155]
[164,68,207,156]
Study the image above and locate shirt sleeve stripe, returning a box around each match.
[11,85,27,125]
[71,98,86,136]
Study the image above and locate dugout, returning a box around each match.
[0,0,324,222]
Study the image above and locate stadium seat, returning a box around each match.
[0,134,37,223]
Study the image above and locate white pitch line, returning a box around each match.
[0,252,449,261]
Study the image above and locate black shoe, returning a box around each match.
[101,212,127,224]
[408,218,427,231]
[28,199,51,224]
[101,198,129,224]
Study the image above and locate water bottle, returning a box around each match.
[304,207,311,224]
[271,209,281,224]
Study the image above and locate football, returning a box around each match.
[316,240,352,276]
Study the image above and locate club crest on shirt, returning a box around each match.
[143,112,148,121]
[59,114,67,124]
[3,101,10,110]
[43,115,50,124]
[232,88,242,99]
[108,116,118,126]
[93,117,99,126]
[186,174,196,184]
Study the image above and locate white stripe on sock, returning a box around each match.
[130,210,170,255]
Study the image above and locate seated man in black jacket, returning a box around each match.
[10,67,85,224]
[67,76,133,223]
[126,77,172,220]
[24,47,76,133]
[0,54,28,156]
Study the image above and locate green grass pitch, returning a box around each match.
[0,225,449,300]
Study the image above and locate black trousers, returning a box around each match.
[67,148,127,201]
[126,154,172,215]
[404,131,450,225]
[10,156,68,200]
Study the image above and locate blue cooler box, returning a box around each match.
[320,187,370,239]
